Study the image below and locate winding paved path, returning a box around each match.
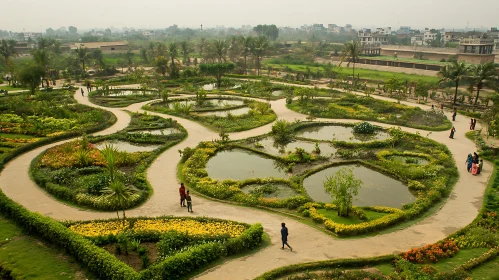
[0,86,491,280]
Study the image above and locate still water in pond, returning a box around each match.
[389,156,430,165]
[107,90,157,96]
[241,184,298,198]
[256,137,337,157]
[296,125,391,142]
[272,90,284,96]
[205,149,288,181]
[165,99,244,109]
[202,84,241,90]
[95,141,160,152]
[196,107,250,117]
[303,164,415,208]
[128,128,181,135]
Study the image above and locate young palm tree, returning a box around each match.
[180,40,192,65]
[251,36,269,76]
[99,144,120,182]
[340,40,362,89]
[438,61,469,105]
[467,62,498,107]
[198,37,206,61]
[212,39,228,63]
[168,42,179,78]
[0,39,18,62]
[33,49,50,87]
[100,180,137,220]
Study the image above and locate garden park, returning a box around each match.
[0,35,498,280]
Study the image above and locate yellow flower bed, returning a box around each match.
[69,219,247,238]
[132,219,246,237]
[69,220,130,237]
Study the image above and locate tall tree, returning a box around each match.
[91,49,104,69]
[250,36,269,76]
[438,61,469,105]
[0,39,18,63]
[199,63,235,88]
[340,40,362,89]
[68,26,78,35]
[324,167,362,217]
[467,62,498,107]
[155,56,169,76]
[253,24,279,40]
[33,49,50,87]
[180,40,192,65]
[74,47,90,73]
[198,37,206,61]
[18,63,45,95]
[212,39,228,63]
[125,49,134,69]
[240,36,253,74]
[168,42,179,78]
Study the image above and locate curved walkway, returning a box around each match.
[0,86,491,280]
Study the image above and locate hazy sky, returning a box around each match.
[1,0,498,32]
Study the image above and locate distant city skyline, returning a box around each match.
[1,0,498,32]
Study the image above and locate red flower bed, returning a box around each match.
[403,240,459,263]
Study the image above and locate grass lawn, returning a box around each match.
[264,62,440,84]
[316,209,388,225]
[0,216,92,280]
[0,86,27,92]
[375,263,396,275]
[0,133,38,139]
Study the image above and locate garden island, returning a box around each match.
[1,10,499,280]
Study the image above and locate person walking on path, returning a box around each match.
[280,223,292,251]
[80,88,84,97]
[478,159,484,174]
[466,154,473,173]
[179,183,186,207]
[449,126,456,139]
[470,118,474,130]
[452,109,457,121]
[186,190,193,212]
[472,119,477,130]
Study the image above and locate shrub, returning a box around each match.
[271,120,293,143]
[403,240,459,263]
[352,122,376,134]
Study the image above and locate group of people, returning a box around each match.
[466,152,483,176]
[178,183,294,251]
[178,183,193,212]
[470,118,477,130]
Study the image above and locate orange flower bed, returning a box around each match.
[403,240,459,263]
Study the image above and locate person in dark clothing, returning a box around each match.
[186,190,193,212]
[80,88,84,97]
[452,111,457,121]
[449,126,456,139]
[280,223,292,251]
[179,183,186,207]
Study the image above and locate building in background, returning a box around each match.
[70,41,129,53]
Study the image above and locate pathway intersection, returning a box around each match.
[0,85,491,280]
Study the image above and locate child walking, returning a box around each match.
[186,190,193,212]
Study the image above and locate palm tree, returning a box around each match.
[180,40,192,65]
[198,37,206,60]
[438,61,469,105]
[74,47,90,73]
[100,180,137,221]
[0,39,18,62]
[125,49,134,70]
[91,49,105,70]
[33,49,50,87]
[241,36,253,74]
[99,144,119,182]
[168,42,179,78]
[155,56,169,76]
[340,40,362,89]
[467,62,498,107]
[250,36,269,76]
[212,39,227,63]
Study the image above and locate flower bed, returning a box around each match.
[30,113,187,211]
[69,218,247,238]
[403,240,460,263]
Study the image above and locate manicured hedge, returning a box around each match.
[254,255,395,280]
[0,190,138,280]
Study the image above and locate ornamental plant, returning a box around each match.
[323,167,362,217]
[353,122,376,134]
[403,240,459,263]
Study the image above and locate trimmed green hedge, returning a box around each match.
[0,190,137,280]
[254,255,395,280]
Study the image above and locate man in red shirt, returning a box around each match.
[179,183,186,207]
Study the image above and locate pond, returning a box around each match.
[196,107,251,117]
[128,128,182,135]
[205,149,288,181]
[241,183,299,199]
[94,141,160,153]
[106,90,157,97]
[255,137,337,157]
[303,164,415,208]
[272,90,284,96]
[165,99,244,109]
[388,155,430,165]
[296,125,391,142]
